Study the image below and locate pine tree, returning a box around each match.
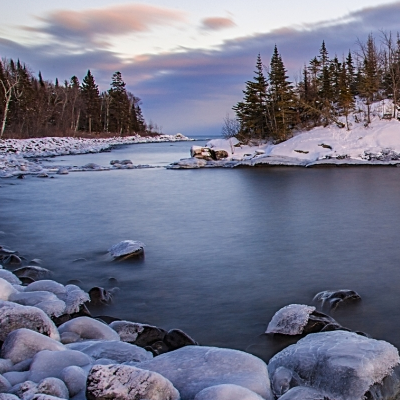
[108,71,131,135]
[338,59,355,130]
[268,45,295,141]
[233,54,268,142]
[81,70,101,134]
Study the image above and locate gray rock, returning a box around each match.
[60,366,87,397]
[137,346,273,400]
[278,387,327,400]
[12,266,52,281]
[36,377,69,399]
[0,374,11,393]
[86,364,180,400]
[110,321,166,346]
[164,329,198,351]
[194,384,264,400]
[108,240,145,260]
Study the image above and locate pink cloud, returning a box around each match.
[201,17,236,31]
[32,3,187,39]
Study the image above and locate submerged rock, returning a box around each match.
[268,331,400,400]
[313,289,361,310]
[108,240,145,261]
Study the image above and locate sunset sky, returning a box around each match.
[1,0,400,135]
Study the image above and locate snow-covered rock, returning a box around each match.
[278,387,326,400]
[0,271,21,285]
[0,301,60,341]
[66,340,152,363]
[58,317,120,342]
[29,349,93,382]
[60,366,87,397]
[108,240,145,260]
[1,329,65,364]
[12,266,52,281]
[0,375,11,393]
[0,394,19,400]
[194,384,265,400]
[137,346,273,400]
[0,279,18,301]
[313,289,361,310]
[268,331,400,400]
[86,364,180,400]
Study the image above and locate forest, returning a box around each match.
[0,62,152,139]
[227,32,400,143]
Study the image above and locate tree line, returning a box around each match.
[227,32,400,143]
[0,59,154,139]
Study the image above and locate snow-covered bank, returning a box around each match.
[0,133,191,178]
[169,108,400,169]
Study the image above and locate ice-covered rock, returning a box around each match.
[0,394,20,400]
[313,289,361,310]
[168,157,207,169]
[108,240,145,260]
[137,346,273,400]
[24,281,66,297]
[164,329,198,351]
[0,301,60,341]
[0,374,11,393]
[29,349,93,382]
[268,331,400,400]
[194,384,265,400]
[109,321,166,345]
[0,271,21,285]
[1,329,65,364]
[0,279,18,301]
[58,317,120,341]
[66,340,152,363]
[266,304,316,335]
[0,359,14,374]
[9,380,37,399]
[278,387,327,400]
[86,364,180,400]
[12,266,52,281]
[58,285,90,315]
[60,366,87,397]
[36,377,69,399]
[30,395,67,400]
[271,366,293,398]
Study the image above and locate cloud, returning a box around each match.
[25,3,187,42]
[4,2,400,135]
[201,17,236,31]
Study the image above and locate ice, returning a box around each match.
[29,349,93,382]
[278,387,327,400]
[9,291,59,306]
[58,317,120,341]
[109,320,157,343]
[0,278,18,301]
[25,281,67,297]
[60,366,87,397]
[108,240,145,259]
[266,304,316,335]
[194,384,265,400]
[86,364,180,400]
[34,300,67,318]
[268,331,400,400]
[0,271,21,285]
[66,340,152,363]
[61,285,90,315]
[0,374,11,393]
[1,328,65,364]
[0,301,60,341]
[137,345,273,400]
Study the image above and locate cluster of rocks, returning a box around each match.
[1,239,400,400]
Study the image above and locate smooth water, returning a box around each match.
[2,141,400,361]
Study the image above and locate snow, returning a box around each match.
[266,304,316,335]
[0,271,21,285]
[60,366,87,398]
[268,331,400,400]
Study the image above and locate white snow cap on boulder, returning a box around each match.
[268,330,400,400]
[194,384,265,400]
[0,278,18,301]
[58,316,120,342]
[266,304,316,335]
[137,345,273,400]
[108,240,145,259]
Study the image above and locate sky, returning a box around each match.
[1,0,400,136]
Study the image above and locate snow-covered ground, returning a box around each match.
[169,100,400,169]
[0,133,192,177]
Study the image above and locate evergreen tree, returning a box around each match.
[338,59,355,130]
[268,45,295,141]
[233,54,268,142]
[81,70,101,134]
[108,71,131,135]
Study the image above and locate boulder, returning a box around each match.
[108,240,145,261]
[88,287,113,306]
[0,375,11,393]
[0,394,19,400]
[0,271,21,285]
[164,329,198,351]
[58,317,120,341]
[60,366,87,397]
[194,384,264,400]
[137,346,273,400]
[86,364,180,400]
[0,301,60,341]
[110,321,166,346]
[36,377,69,399]
[0,279,18,301]
[1,329,65,364]
[278,387,327,400]
[12,266,52,281]
[268,331,400,400]
[313,289,361,310]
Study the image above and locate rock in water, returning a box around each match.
[268,331,400,400]
[108,240,145,261]
[109,321,166,346]
[86,364,180,400]
[137,346,273,400]
[1,328,65,364]
[313,289,361,310]
[12,266,52,281]
[0,301,60,341]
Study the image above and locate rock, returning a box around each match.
[190,146,214,160]
[82,163,101,170]
[137,346,273,400]
[120,160,133,165]
[0,374,11,393]
[270,366,293,398]
[278,387,327,400]
[313,289,361,310]
[268,331,400,400]
[86,364,180,400]
[1,329,65,364]
[146,341,170,356]
[37,173,49,178]
[0,359,13,374]
[1,255,22,267]
[0,394,20,400]
[66,340,152,363]
[194,384,265,400]
[36,377,69,399]
[108,240,145,261]
[213,150,229,160]
[0,301,60,341]
[0,278,18,301]
[9,380,38,399]
[0,270,21,285]
[31,395,67,400]
[164,329,198,350]
[56,168,69,175]
[60,366,87,397]
[3,371,29,386]
[29,350,93,382]
[12,266,52,281]
[24,281,66,297]
[109,160,120,165]
[109,321,166,346]
[58,317,120,341]
[88,287,113,306]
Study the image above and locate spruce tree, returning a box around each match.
[108,71,131,135]
[81,70,101,134]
